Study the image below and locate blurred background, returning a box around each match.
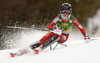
[0,0,100,50]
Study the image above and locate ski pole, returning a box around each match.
[90,38,98,41]
[6,26,49,31]
[51,43,67,50]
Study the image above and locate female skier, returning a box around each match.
[10,3,90,57]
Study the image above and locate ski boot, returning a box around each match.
[10,49,24,58]
[33,45,43,54]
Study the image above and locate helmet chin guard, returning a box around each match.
[61,14,71,20]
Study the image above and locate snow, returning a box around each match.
[0,37,100,63]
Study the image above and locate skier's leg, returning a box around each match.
[42,35,60,49]
[47,34,69,50]
[10,46,32,57]
[57,34,69,43]
[31,32,56,54]
[40,32,55,44]
[13,46,32,55]
[33,35,60,54]
[30,32,55,50]
[29,40,41,50]
[10,41,41,57]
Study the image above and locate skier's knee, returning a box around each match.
[42,35,60,49]
[29,40,41,50]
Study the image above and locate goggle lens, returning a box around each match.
[61,10,70,14]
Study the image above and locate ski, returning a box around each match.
[10,53,14,58]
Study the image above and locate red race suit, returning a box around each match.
[40,14,86,44]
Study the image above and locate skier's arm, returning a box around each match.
[47,16,59,30]
[73,17,86,36]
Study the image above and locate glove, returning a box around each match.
[50,29,62,35]
[84,35,90,43]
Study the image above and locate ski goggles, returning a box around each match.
[61,10,70,14]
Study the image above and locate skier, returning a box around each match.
[10,3,90,57]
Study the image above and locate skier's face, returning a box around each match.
[62,13,69,17]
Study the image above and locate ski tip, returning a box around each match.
[34,49,39,54]
[65,45,67,47]
[10,53,14,58]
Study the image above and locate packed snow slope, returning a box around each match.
[0,37,100,63]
